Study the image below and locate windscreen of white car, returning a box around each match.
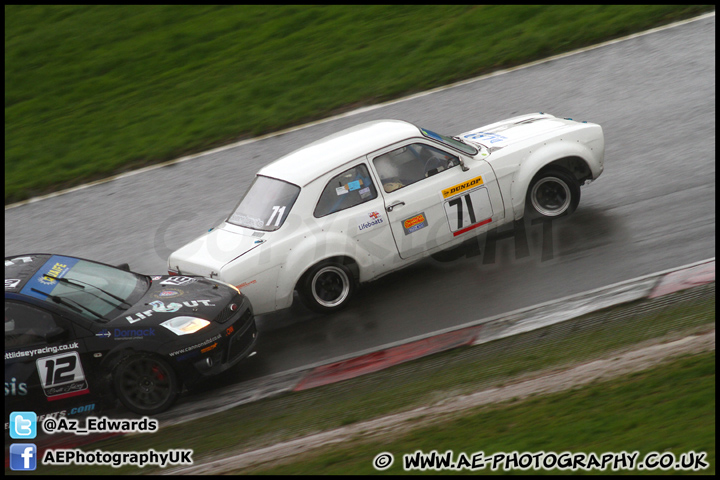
[228,175,301,231]
[420,127,478,155]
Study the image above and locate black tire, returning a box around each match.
[526,167,580,219]
[113,354,180,415]
[299,261,356,313]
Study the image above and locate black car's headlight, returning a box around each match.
[160,316,211,335]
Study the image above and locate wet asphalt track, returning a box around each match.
[5,16,715,391]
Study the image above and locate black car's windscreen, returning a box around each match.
[19,255,148,321]
[227,175,301,231]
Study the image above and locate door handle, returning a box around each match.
[387,201,405,212]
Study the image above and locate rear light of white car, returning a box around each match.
[168,268,179,276]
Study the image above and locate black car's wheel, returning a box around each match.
[526,167,580,218]
[299,261,356,313]
[113,354,180,415]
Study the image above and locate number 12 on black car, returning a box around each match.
[443,187,493,236]
[36,352,89,399]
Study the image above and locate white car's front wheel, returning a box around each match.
[526,167,580,218]
[299,261,356,313]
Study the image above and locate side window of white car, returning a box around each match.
[373,143,460,193]
[314,164,378,218]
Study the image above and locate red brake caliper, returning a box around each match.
[151,365,165,381]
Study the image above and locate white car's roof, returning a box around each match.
[258,120,422,186]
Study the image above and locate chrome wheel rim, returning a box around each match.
[311,266,350,308]
[531,177,571,216]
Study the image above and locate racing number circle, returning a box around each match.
[113,354,180,415]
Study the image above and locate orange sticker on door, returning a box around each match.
[402,212,428,235]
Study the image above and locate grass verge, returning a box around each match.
[5,5,714,203]
[252,351,715,475]
[11,288,713,475]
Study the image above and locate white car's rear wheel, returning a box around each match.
[527,167,580,218]
[299,261,356,313]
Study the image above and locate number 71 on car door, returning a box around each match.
[441,176,494,236]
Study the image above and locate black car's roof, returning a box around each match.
[5,254,53,293]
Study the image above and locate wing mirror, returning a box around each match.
[458,157,469,172]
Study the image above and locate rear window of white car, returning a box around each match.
[228,175,301,231]
[314,164,378,218]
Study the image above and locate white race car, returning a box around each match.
[168,114,604,314]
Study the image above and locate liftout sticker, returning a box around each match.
[356,210,385,234]
[402,212,429,235]
[441,176,484,199]
[125,299,216,323]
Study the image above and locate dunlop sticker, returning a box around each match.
[441,176,484,199]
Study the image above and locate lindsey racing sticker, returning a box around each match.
[5,342,80,360]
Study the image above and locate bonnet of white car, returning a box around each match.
[459,114,568,149]
[168,225,264,277]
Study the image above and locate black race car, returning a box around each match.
[5,254,258,417]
